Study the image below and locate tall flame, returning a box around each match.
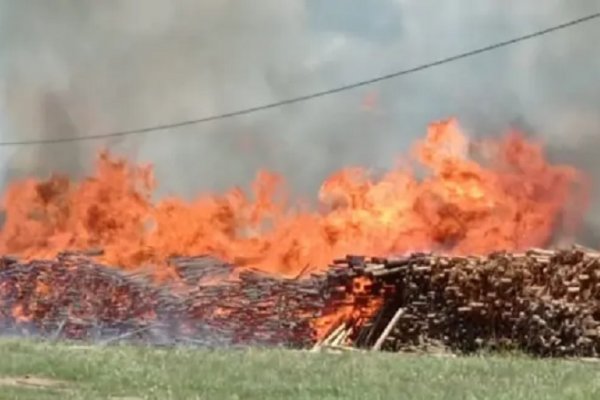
[0,119,588,277]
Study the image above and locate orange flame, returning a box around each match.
[0,119,588,277]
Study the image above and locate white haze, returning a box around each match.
[0,1,599,242]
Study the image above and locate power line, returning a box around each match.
[2,11,599,147]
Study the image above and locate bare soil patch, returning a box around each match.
[0,375,72,390]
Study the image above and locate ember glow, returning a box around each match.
[0,119,588,277]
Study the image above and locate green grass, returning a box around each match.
[0,340,598,400]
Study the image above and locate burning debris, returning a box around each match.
[3,246,600,358]
[0,252,172,342]
[172,257,325,348]
[0,252,327,347]
[0,119,595,356]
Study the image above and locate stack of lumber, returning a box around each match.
[322,247,600,357]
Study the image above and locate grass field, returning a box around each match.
[0,340,599,399]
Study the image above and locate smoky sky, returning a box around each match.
[0,1,599,243]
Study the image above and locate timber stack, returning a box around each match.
[0,253,327,347]
[321,246,600,357]
[3,245,600,357]
[0,252,169,342]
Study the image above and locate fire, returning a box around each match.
[0,119,588,277]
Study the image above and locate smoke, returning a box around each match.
[1,1,599,242]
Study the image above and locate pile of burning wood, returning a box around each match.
[320,247,600,357]
[0,253,176,342]
[2,246,600,357]
[171,256,324,347]
[0,253,326,347]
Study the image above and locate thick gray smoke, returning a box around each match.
[0,1,599,242]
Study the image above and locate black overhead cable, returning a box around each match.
[1,11,599,147]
